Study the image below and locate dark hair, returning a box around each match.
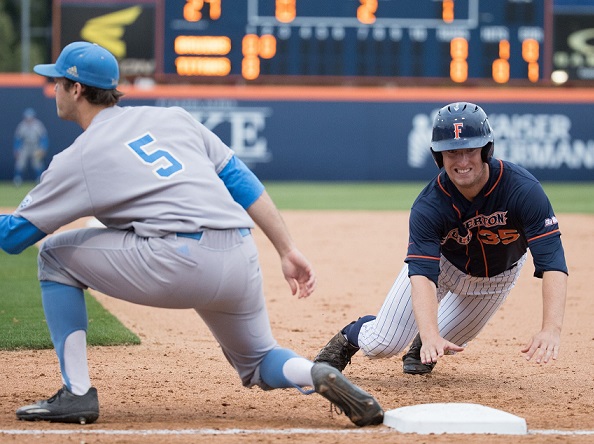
[61,78,124,105]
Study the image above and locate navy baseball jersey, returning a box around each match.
[406,158,568,283]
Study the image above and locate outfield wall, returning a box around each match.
[1,75,593,182]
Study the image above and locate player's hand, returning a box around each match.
[280,248,316,299]
[521,329,561,364]
[420,336,464,364]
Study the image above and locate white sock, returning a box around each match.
[63,330,91,395]
[282,357,314,387]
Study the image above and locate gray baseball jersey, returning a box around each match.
[17,105,253,235]
[16,105,276,387]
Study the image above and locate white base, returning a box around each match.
[383,403,527,435]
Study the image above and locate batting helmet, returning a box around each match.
[430,102,494,169]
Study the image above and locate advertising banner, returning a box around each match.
[0,85,592,182]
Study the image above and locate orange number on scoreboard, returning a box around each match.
[276,0,296,23]
[442,0,454,23]
[450,38,468,83]
[357,0,377,24]
[492,40,510,84]
[522,39,540,83]
[183,0,221,22]
[492,59,510,84]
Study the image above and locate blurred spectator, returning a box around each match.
[13,108,49,186]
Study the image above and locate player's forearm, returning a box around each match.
[246,190,295,256]
[541,270,567,333]
[410,275,440,341]
[0,214,47,254]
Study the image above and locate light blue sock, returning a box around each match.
[40,281,88,391]
[259,348,315,394]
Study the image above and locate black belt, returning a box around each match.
[176,228,251,241]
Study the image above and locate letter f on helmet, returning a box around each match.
[453,122,463,139]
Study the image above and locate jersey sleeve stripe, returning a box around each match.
[406,254,441,261]
[527,229,561,243]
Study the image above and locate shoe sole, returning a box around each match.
[17,411,98,424]
[312,363,383,427]
[403,365,434,375]
[403,360,435,375]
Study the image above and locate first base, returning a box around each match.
[383,403,527,435]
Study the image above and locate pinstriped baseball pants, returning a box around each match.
[358,253,527,358]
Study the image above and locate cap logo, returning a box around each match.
[66,66,79,78]
[453,122,463,139]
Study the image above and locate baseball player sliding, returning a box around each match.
[315,102,568,377]
[0,42,383,427]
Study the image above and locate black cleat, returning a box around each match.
[16,386,99,424]
[314,331,360,372]
[402,333,435,375]
[311,362,383,427]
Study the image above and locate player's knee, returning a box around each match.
[360,335,407,359]
[363,346,402,359]
[37,239,56,268]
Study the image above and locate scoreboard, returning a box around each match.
[160,0,551,84]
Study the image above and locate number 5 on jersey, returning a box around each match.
[127,133,184,179]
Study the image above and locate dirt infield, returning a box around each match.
[1,211,593,443]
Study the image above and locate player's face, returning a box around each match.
[54,79,77,121]
[442,148,489,199]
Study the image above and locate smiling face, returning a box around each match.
[442,147,489,201]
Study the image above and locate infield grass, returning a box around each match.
[0,246,140,350]
[0,180,593,350]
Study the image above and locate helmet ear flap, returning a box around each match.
[481,142,494,163]
[431,148,443,169]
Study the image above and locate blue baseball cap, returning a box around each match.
[34,41,119,90]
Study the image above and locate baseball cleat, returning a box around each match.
[402,333,436,375]
[311,362,384,427]
[313,331,360,372]
[16,385,99,424]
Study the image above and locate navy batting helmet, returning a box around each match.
[430,102,494,169]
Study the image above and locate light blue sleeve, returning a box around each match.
[218,155,265,209]
[0,214,47,254]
